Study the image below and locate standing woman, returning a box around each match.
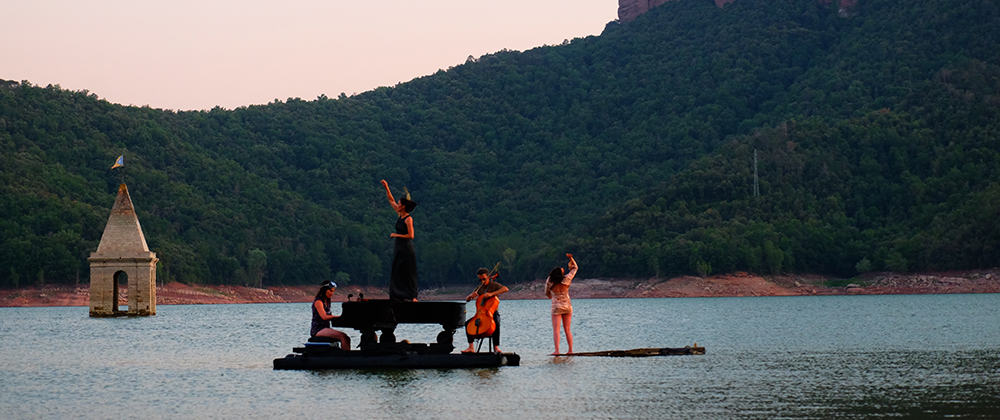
[311,281,351,349]
[381,179,418,302]
[546,253,578,355]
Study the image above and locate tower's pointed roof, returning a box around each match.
[93,184,153,258]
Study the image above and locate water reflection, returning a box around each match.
[366,369,419,388]
[549,356,575,365]
[470,367,499,380]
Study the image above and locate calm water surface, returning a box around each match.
[2,294,999,418]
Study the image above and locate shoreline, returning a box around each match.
[2,269,998,307]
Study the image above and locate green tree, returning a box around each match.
[247,249,267,288]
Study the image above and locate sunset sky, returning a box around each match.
[2,0,618,111]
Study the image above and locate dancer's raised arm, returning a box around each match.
[380,179,399,210]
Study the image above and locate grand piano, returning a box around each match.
[329,299,466,350]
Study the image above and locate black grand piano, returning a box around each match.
[331,299,466,349]
[273,299,520,370]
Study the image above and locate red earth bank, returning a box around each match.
[3,269,997,307]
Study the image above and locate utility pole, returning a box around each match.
[753,148,759,198]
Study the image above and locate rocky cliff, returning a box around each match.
[617,0,672,23]
[618,0,858,22]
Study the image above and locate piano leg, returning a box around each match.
[437,329,455,347]
[380,328,396,344]
[360,329,378,350]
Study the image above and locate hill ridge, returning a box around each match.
[2,0,999,288]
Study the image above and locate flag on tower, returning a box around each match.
[111,155,124,170]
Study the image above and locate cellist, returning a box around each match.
[461,267,509,353]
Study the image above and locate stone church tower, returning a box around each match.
[88,184,158,316]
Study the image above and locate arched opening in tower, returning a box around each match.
[113,270,129,314]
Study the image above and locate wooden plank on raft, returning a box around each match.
[559,346,705,357]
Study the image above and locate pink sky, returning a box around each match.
[2,0,617,111]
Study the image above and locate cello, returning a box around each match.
[466,263,501,338]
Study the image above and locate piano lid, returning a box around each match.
[330,300,466,331]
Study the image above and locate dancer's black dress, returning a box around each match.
[390,215,418,301]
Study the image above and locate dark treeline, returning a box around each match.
[2,0,998,289]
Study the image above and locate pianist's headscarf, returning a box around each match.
[314,281,337,306]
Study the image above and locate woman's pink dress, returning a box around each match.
[548,264,577,315]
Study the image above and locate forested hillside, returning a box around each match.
[2,0,998,288]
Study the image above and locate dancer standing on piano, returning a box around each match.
[381,179,419,302]
[311,281,352,349]
[462,267,509,353]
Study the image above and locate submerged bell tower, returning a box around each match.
[88,184,158,317]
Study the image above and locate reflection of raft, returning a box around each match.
[273,300,520,370]
[559,346,706,357]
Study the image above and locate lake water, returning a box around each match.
[2,294,999,418]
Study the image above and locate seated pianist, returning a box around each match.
[311,281,351,349]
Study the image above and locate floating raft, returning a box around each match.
[273,340,520,370]
[558,346,705,357]
[274,351,520,370]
